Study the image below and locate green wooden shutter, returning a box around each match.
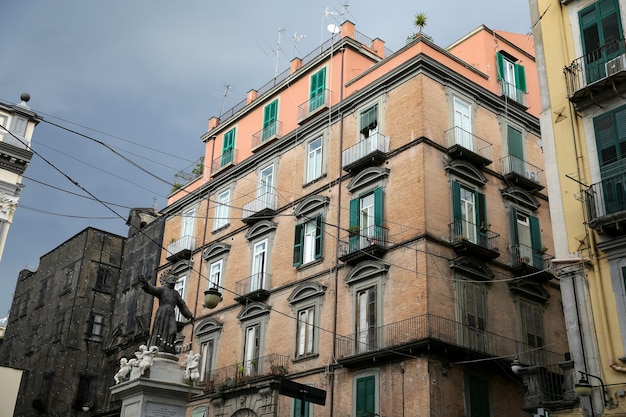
[452,182,462,236]
[360,104,378,138]
[309,67,327,111]
[468,375,490,417]
[293,223,303,266]
[314,216,323,260]
[476,191,487,246]
[294,399,309,417]
[510,207,519,245]
[356,375,376,417]
[507,126,524,160]
[349,197,360,251]
[496,52,505,80]
[515,63,526,92]
[374,187,384,226]
[222,128,235,165]
[529,215,542,251]
[263,100,278,140]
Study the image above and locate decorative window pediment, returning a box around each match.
[171,260,192,275]
[238,302,271,321]
[194,318,223,337]
[501,187,539,211]
[294,195,329,218]
[347,167,390,193]
[203,242,231,260]
[288,282,327,304]
[445,160,487,186]
[245,220,277,241]
[509,280,550,303]
[345,260,390,285]
[448,256,494,281]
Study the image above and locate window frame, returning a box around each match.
[288,281,326,361]
[213,188,231,231]
[194,319,223,383]
[451,181,487,245]
[306,136,324,183]
[262,99,279,141]
[353,370,379,417]
[309,67,327,111]
[222,127,236,166]
[293,215,323,267]
[237,303,271,377]
[465,372,491,417]
[181,206,197,238]
[87,313,104,339]
[174,275,187,322]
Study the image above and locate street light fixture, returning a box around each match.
[574,371,610,408]
[203,287,223,309]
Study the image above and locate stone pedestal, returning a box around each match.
[111,353,202,417]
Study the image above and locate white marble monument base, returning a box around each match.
[111,353,202,417]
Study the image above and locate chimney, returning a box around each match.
[208,117,220,131]
[371,38,386,58]
[290,58,303,74]
[341,20,356,40]
[247,90,258,104]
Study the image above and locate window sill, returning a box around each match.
[296,258,324,271]
[92,286,112,294]
[212,224,231,235]
[84,335,103,343]
[303,173,327,188]
[293,353,319,363]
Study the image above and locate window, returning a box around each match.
[356,287,377,353]
[452,181,487,245]
[181,206,196,238]
[192,407,208,417]
[251,239,268,291]
[360,104,379,140]
[213,189,231,230]
[0,115,7,140]
[294,397,312,417]
[76,375,92,410]
[496,52,526,103]
[309,67,327,111]
[29,326,38,352]
[458,280,487,351]
[510,208,543,268]
[519,300,544,358]
[64,265,75,288]
[262,99,278,140]
[349,188,384,251]
[195,319,223,382]
[579,0,623,83]
[306,137,323,182]
[453,96,473,150]
[593,107,626,215]
[222,128,236,166]
[95,265,111,291]
[88,313,104,338]
[37,278,49,308]
[293,216,323,266]
[466,374,490,417]
[354,373,377,417]
[506,125,525,175]
[209,259,223,289]
[259,164,274,197]
[296,306,315,357]
[244,324,260,376]
[11,116,27,136]
[174,275,187,321]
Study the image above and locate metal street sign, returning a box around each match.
[278,379,327,406]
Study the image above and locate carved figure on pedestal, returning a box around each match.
[138,346,159,376]
[139,272,194,353]
[183,351,202,383]
[114,358,133,384]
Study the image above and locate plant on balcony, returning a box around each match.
[348,225,360,236]
[191,157,204,177]
[170,182,183,193]
[537,246,548,254]
[479,222,491,232]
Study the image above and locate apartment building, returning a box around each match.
[530,0,626,415]
[160,21,570,417]
[0,93,41,262]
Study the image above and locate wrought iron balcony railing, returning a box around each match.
[501,155,543,188]
[509,243,551,270]
[252,121,283,149]
[565,38,626,97]
[445,127,493,166]
[499,79,527,106]
[166,235,196,261]
[211,148,239,174]
[449,220,500,255]
[242,192,278,219]
[339,225,388,256]
[200,353,289,392]
[235,272,271,296]
[341,132,390,169]
[335,313,563,368]
[297,90,330,123]
[585,171,626,220]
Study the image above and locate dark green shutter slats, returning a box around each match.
[263,100,278,140]
[510,207,519,245]
[529,215,542,251]
[360,104,378,137]
[294,399,309,417]
[374,187,383,227]
[468,375,490,417]
[222,129,235,165]
[515,63,526,92]
[477,191,487,246]
[315,216,323,260]
[452,181,462,235]
[309,68,327,111]
[496,52,505,80]
[293,223,303,267]
[349,197,360,252]
[356,375,376,417]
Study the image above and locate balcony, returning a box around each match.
[234,272,271,304]
[242,192,278,224]
[501,155,544,191]
[510,244,554,281]
[342,133,390,173]
[445,127,493,167]
[338,225,388,265]
[211,148,238,176]
[297,90,330,125]
[449,220,500,260]
[201,353,289,394]
[499,79,527,107]
[565,39,626,110]
[166,235,195,261]
[252,121,282,152]
[335,313,564,370]
[585,172,626,236]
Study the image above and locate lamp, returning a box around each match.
[575,371,610,407]
[203,288,223,309]
[510,357,524,374]
[81,401,93,412]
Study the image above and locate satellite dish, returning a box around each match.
[327,24,340,34]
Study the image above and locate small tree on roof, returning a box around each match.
[414,12,427,34]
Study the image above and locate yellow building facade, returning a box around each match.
[530,0,626,415]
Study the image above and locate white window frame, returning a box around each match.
[453,96,473,150]
[213,189,231,231]
[174,275,187,321]
[306,136,323,182]
[181,206,196,238]
[251,239,268,291]
[208,259,223,290]
[90,313,104,337]
[194,319,223,382]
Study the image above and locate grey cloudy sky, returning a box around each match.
[0,1,532,317]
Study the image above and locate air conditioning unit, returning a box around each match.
[526,170,538,182]
[606,54,626,76]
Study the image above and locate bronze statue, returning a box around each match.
[139,271,194,353]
